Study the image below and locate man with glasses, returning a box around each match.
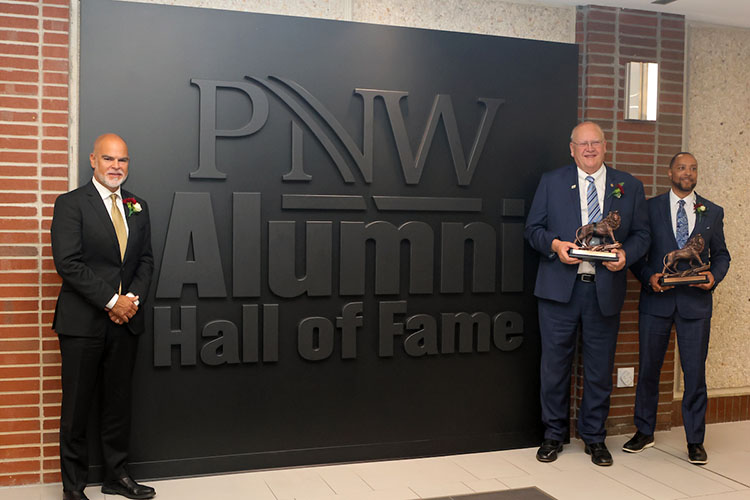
[525,121,650,466]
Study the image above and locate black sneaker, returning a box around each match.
[622,431,655,453]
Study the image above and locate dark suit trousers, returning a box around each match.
[58,322,138,491]
[538,279,620,443]
[635,312,711,444]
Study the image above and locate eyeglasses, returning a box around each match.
[571,140,604,149]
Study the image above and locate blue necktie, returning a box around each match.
[676,199,688,248]
[586,175,601,224]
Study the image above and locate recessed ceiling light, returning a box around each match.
[652,0,678,5]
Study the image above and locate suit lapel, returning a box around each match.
[568,166,582,226]
[659,193,678,248]
[690,194,708,237]
[122,191,137,262]
[603,166,615,216]
[86,181,120,251]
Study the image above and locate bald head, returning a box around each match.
[570,121,605,143]
[90,134,130,192]
[569,121,607,174]
[93,133,128,155]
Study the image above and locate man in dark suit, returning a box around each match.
[51,134,156,500]
[525,121,650,466]
[623,152,730,465]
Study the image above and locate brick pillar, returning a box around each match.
[573,5,685,438]
[0,0,69,486]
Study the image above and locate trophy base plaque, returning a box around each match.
[569,248,619,262]
[659,274,709,286]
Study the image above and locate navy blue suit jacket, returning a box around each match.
[630,192,730,319]
[525,164,650,316]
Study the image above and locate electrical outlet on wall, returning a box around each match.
[617,367,635,388]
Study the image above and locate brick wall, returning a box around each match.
[572,5,750,438]
[674,395,750,426]
[573,5,686,438]
[0,0,68,486]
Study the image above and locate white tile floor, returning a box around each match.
[3,421,749,500]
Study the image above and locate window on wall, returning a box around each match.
[625,61,659,121]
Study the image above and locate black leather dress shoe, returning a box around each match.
[536,438,563,463]
[585,442,613,466]
[101,476,156,499]
[63,491,89,500]
[622,431,655,453]
[688,443,708,465]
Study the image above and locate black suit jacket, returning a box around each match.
[51,181,154,336]
[631,192,730,319]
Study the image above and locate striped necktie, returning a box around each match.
[586,175,601,224]
[676,199,688,248]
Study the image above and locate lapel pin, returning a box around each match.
[571,184,576,189]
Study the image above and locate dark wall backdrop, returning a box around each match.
[79,0,577,479]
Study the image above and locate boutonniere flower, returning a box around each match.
[609,182,624,199]
[694,202,707,219]
[122,197,142,217]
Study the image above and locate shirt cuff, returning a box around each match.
[125,292,140,307]
[105,294,118,310]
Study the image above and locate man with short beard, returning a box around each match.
[51,134,156,500]
[624,152,730,465]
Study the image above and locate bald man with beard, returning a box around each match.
[51,134,156,500]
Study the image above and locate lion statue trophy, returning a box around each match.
[659,234,710,285]
[569,210,622,262]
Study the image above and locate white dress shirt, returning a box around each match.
[669,188,696,238]
[92,177,136,309]
[91,176,129,237]
[577,165,606,274]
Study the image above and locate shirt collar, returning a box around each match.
[577,164,606,183]
[669,188,696,207]
[92,176,122,201]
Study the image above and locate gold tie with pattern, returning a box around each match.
[110,193,127,260]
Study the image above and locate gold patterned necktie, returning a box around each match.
[110,193,127,260]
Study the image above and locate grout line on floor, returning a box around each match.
[450,459,483,482]
[653,446,750,490]
[603,463,682,500]
[654,446,750,491]
[263,478,281,500]
[319,475,335,496]
[693,467,750,490]
[354,469,376,492]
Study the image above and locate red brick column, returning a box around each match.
[573,5,685,438]
[0,0,68,486]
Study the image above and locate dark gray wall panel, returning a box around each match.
[79,0,577,479]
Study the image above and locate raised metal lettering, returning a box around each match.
[156,193,227,298]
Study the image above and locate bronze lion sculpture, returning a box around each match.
[662,234,705,275]
[575,210,621,248]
